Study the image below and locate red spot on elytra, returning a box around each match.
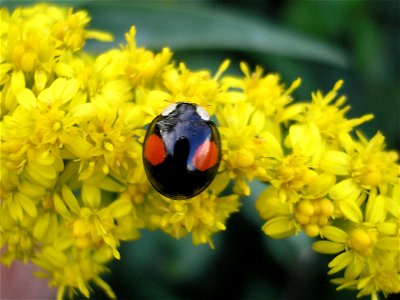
[193,140,219,171]
[144,134,166,166]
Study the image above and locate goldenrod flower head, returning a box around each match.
[312,184,400,296]
[1,4,398,300]
[33,243,116,299]
[216,102,271,195]
[0,205,37,265]
[256,172,337,238]
[294,198,335,237]
[351,132,399,188]
[123,27,173,89]
[224,62,301,119]
[139,174,240,248]
[0,5,111,90]
[256,186,299,238]
[292,80,374,140]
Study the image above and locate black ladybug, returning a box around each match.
[143,102,221,200]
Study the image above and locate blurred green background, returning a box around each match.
[3,0,399,299]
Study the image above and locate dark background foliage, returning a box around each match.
[3,0,399,299]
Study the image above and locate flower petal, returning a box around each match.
[82,183,101,208]
[320,151,351,175]
[261,216,298,239]
[17,89,36,110]
[328,251,353,274]
[15,192,37,217]
[312,240,345,254]
[61,185,80,214]
[321,225,349,243]
[329,179,360,201]
[33,212,50,240]
[365,194,386,224]
[53,193,71,218]
[376,237,400,251]
[338,200,363,223]
[108,199,132,218]
[344,254,364,279]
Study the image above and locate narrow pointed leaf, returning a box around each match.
[87,3,347,67]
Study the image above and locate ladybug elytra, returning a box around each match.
[143,102,221,200]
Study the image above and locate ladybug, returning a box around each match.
[143,102,221,200]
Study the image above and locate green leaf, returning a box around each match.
[263,233,313,270]
[124,230,218,283]
[86,2,347,67]
[242,275,279,299]
[240,180,266,227]
[1,0,94,10]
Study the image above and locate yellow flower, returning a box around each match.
[51,7,113,52]
[122,26,173,89]
[312,184,400,296]
[1,78,80,225]
[294,196,335,237]
[256,186,299,238]
[346,257,400,298]
[167,65,229,121]
[0,204,36,265]
[223,62,301,119]
[1,70,26,118]
[216,102,269,195]
[321,132,399,222]
[322,132,398,188]
[258,123,323,203]
[290,80,373,140]
[351,132,399,188]
[1,8,55,76]
[33,243,116,300]
[314,224,400,297]
[140,174,240,248]
[222,62,301,142]
[256,173,336,238]
[72,100,143,179]
[0,4,111,93]
[54,183,142,259]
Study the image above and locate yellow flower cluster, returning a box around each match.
[0,4,398,299]
[255,82,400,297]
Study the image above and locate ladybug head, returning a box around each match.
[161,102,210,121]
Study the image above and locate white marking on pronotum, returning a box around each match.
[196,105,210,121]
[161,103,178,116]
